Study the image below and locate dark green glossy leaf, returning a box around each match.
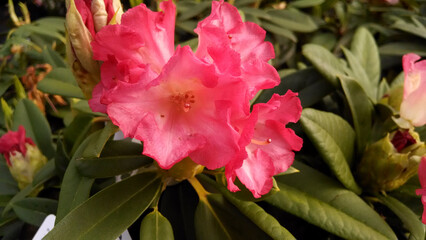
[300,108,361,193]
[194,193,271,240]
[140,208,174,240]
[12,99,55,159]
[377,195,425,240]
[12,198,57,226]
[54,139,70,178]
[38,78,84,99]
[45,172,162,240]
[63,113,93,154]
[76,155,152,178]
[276,161,397,239]
[56,123,117,223]
[198,174,295,240]
[265,183,391,240]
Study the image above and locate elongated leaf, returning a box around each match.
[194,194,271,240]
[38,78,84,99]
[350,27,381,89]
[288,0,325,8]
[300,108,361,193]
[177,1,210,21]
[377,195,425,240]
[46,172,161,240]
[56,123,117,223]
[260,22,297,42]
[32,159,56,186]
[0,161,19,195]
[380,42,426,56]
[342,47,376,101]
[265,9,317,33]
[12,99,55,159]
[76,155,152,178]
[266,184,390,240]
[302,44,347,87]
[198,174,295,240]
[140,208,174,240]
[339,77,374,154]
[277,161,397,240]
[12,198,57,226]
[63,113,93,154]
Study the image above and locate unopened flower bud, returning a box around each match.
[357,129,425,192]
[0,126,47,190]
[65,0,123,99]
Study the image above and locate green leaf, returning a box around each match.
[276,161,397,240]
[177,1,210,21]
[56,123,117,223]
[63,113,93,154]
[265,9,317,33]
[377,195,425,240]
[194,194,271,240]
[0,161,19,195]
[198,174,295,240]
[300,108,361,193]
[140,208,174,240]
[54,139,70,178]
[45,172,162,240]
[32,159,56,186]
[260,21,297,42]
[342,47,376,101]
[380,42,426,56]
[350,27,381,89]
[76,155,152,178]
[33,17,65,32]
[38,78,84,99]
[339,77,374,154]
[42,46,67,68]
[12,99,55,159]
[392,17,426,39]
[288,0,325,8]
[302,44,347,87]
[265,183,391,240]
[12,198,57,226]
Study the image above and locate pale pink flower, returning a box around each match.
[400,54,426,127]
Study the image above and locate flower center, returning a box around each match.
[170,91,195,112]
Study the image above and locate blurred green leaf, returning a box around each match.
[42,46,67,68]
[45,172,162,240]
[32,159,56,186]
[38,78,84,99]
[140,208,174,240]
[63,113,93,154]
[342,47,376,101]
[177,1,210,21]
[377,195,425,240]
[392,16,426,39]
[33,17,65,33]
[265,9,318,33]
[302,44,347,87]
[12,99,55,159]
[260,22,297,42]
[300,108,361,193]
[339,77,374,154]
[0,161,19,195]
[350,27,381,90]
[380,42,426,56]
[12,198,57,226]
[288,0,325,8]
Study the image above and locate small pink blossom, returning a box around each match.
[0,126,35,166]
[400,54,426,127]
[416,157,426,224]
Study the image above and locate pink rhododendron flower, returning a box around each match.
[416,156,426,224]
[0,126,35,166]
[89,0,303,197]
[225,92,303,198]
[400,54,426,127]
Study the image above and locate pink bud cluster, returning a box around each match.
[88,0,303,197]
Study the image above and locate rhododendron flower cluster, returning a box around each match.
[400,53,426,127]
[89,0,302,197]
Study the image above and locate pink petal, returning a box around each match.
[257,92,303,125]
